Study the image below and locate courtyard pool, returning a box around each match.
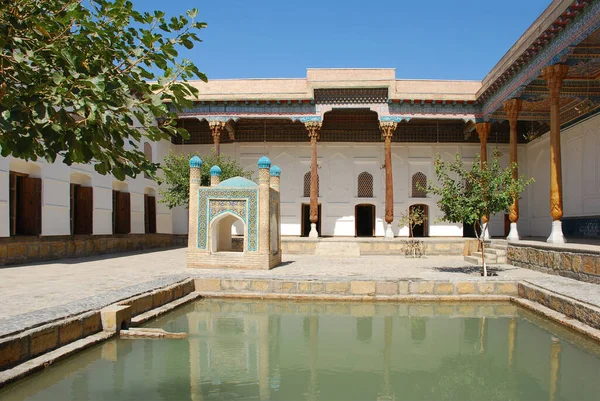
[1,300,599,401]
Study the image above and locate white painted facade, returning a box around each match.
[2,113,599,239]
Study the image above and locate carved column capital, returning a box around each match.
[503,98,522,124]
[542,64,569,99]
[208,120,226,137]
[380,121,397,143]
[475,122,491,144]
[304,121,322,141]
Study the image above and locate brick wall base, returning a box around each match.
[0,234,188,266]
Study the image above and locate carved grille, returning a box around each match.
[357,172,373,198]
[314,88,388,104]
[412,172,427,198]
[303,172,319,197]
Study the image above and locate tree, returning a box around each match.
[426,149,532,276]
[399,206,426,257]
[159,151,254,209]
[1,0,206,180]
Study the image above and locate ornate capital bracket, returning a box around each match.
[503,98,522,124]
[225,121,236,141]
[208,120,226,142]
[542,64,570,99]
[379,121,397,143]
[304,121,322,141]
[476,122,491,144]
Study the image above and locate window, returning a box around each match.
[357,172,373,198]
[143,143,152,179]
[70,184,93,235]
[412,172,427,198]
[303,171,319,197]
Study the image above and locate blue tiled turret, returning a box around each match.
[257,156,271,169]
[210,165,222,176]
[189,156,203,168]
[270,165,281,177]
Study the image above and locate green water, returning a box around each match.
[1,300,600,401]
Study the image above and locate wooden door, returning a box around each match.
[18,177,42,235]
[9,172,17,236]
[75,187,93,235]
[114,191,130,234]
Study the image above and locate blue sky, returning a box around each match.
[137,0,550,81]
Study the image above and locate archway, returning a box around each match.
[409,204,428,237]
[355,204,375,237]
[301,203,321,237]
[211,213,245,253]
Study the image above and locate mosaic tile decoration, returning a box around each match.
[197,188,259,251]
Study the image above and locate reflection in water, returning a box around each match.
[1,300,600,401]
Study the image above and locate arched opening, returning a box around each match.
[143,142,152,179]
[462,180,478,238]
[211,213,245,253]
[9,160,42,236]
[303,171,319,197]
[70,173,93,235]
[357,172,373,198]
[355,204,375,237]
[409,204,428,237]
[411,172,427,198]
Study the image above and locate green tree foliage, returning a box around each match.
[159,151,254,209]
[0,0,206,180]
[426,149,533,275]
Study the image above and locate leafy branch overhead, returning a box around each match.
[0,0,206,179]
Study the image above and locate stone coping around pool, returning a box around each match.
[0,274,190,339]
[2,273,600,388]
[0,279,195,372]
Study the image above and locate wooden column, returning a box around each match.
[209,121,225,156]
[305,122,322,238]
[476,122,491,239]
[380,121,397,238]
[503,98,522,241]
[542,64,569,244]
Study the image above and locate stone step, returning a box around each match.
[315,241,361,257]
[484,248,506,256]
[465,252,504,265]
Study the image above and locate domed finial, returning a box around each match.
[210,165,222,177]
[270,165,281,177]
[189,156,203,168]
[257,156,271,169]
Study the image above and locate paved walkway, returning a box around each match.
[0,248,597,336]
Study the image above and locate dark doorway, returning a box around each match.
[504,214,510,237]
[463,221,478,238]
[409,204,428,237]
[144,194,157,234]
[112,190,131,234]
[9,172,42,236]
[301,203,321,237]
[355,204,375,237]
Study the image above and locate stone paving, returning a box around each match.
[0,247,598,337]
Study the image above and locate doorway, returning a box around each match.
[355,204,375,237]
[9,172,42,236]
[463,221,478,238]
[409,204,428,237]
[301,203,321,237]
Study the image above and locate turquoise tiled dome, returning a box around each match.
[257,156,271,169]
[210,165,222,176]
[270,165,281,177]
[189,156,203,168]
[218,177,258,188]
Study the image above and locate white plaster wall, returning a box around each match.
[520,113,600,238]
[0,138,171,237]
[172,141,511,237]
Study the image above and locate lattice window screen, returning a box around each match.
[412,172,427,198]
[303,172,319,197]
[357,172,373,198]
